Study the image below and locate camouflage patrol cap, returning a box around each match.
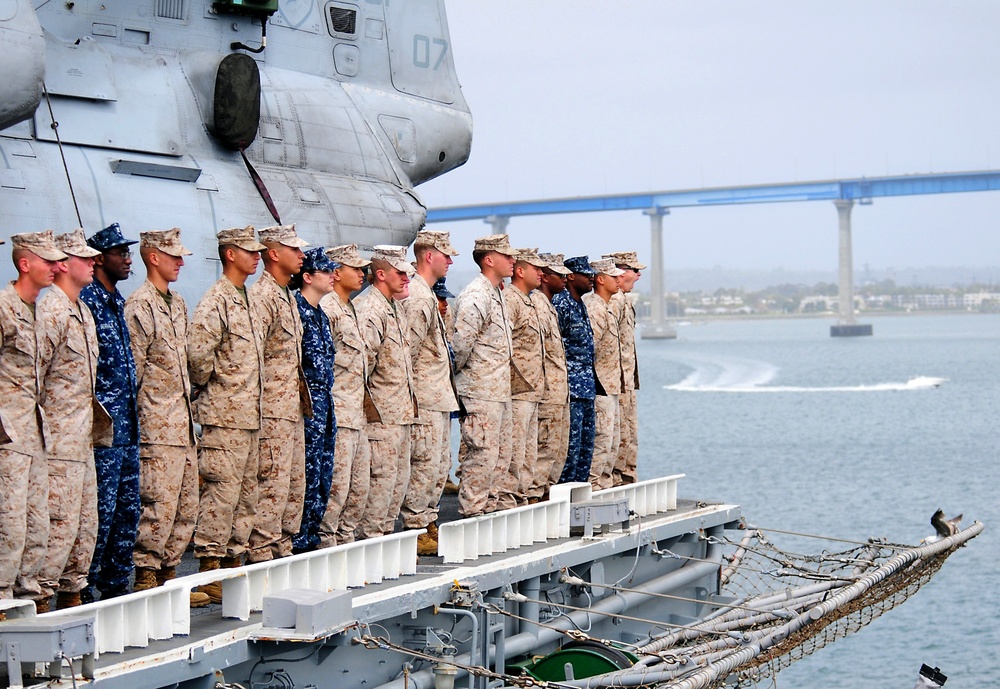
[88,222,138,251]
[325,244,370,269]
[473,234,518,256]
[57,229,102,258]
[258,223,309,248]
[514,247,548,268]
[140,228,192,257]
[431,277,455,300]
[603,251,646,271]
[590,258,625,277]
[301,246,340,273]
[563,255,596,277]
[370,245,411,273]
[538,252,572,276]
[10,230,68,261]
[217,226,267,251]
[414,229,459,256]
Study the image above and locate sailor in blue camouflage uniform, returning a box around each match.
[79,223,141,600]
[551,256,597,484]
[291,248,339,552]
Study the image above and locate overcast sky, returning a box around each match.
[418,1,1000,275]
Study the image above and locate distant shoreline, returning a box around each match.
[643,309,997,325]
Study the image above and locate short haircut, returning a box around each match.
[414,244,434,262]
[472,249,489,267]
[369,258,390,284]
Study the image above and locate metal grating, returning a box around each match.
[329,6,357,35]
[155,0,186,20]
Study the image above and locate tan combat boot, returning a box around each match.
[416,531,438,557]
[55,591,81,609]
[426,522,439,541]
[155,566,176,586]
[133,567,158,592]
[220,555,243,569]
[197,557,223,605]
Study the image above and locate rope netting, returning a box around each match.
[625,522,983,689]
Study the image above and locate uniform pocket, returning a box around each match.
[461,413,489,451]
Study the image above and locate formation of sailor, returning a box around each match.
[0,226,642,612]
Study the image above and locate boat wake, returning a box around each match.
[663,354,946,392]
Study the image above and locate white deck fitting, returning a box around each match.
[437,475,684,564]
[38,530,420,656]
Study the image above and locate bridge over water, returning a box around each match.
[426,170,1000,337]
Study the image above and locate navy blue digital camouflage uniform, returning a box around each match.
[79,235,141,599]
[552,285,596,484]
[291,251,338,552]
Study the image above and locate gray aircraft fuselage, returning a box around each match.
[0,0,472,304]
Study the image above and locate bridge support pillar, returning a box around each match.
[484,215,510,234]
[831,199,872,337]
[641,206,676,340]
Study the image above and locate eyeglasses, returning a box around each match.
[108,248,132,258]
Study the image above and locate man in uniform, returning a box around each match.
[552,256,597,484]
[399,230,459,555]
[0,232,65,609]
[583,258,626,490]
[79,223,141,601]
[188,226,266,600]
[451,234,516,516]
[529,253,571,501]
[603,251,645,485]
[502,248,548,508]
[126,229,209,606]
[318,245,372,546]
[37,229,104,610]
[247,224,309,563]
[353,246,417,537]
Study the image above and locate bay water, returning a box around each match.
[637,313,999,688]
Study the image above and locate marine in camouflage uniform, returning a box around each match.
[399,231,459,553]
[318,244,371,546]
[552,256,597,484]
[37,230,105,608]
[0,232,65,605]
[248,225,309,562]
[452,234,517,516]
[502,249,548,507]
[126,229,205,604]
[188,227,266,580]
[583,259,626,490]
[79,223,141,600]
[604,251,645,486]
[354,246,417,537]
[290,248,339,553]
[530,253,572,500]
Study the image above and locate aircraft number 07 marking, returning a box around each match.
[413,34,448,70]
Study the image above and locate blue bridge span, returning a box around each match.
[426,170,1000,337]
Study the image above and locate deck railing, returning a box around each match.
[40,530,420,656]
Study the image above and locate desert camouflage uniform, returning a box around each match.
[125,279,198,572]
[612,292,639,485]
[530,291,570,499]
[354,287,416,536]
[247,271,307,561]
[291,291,336,552]
[584,291,624,490]
[188,276,264,560]
[80,279,141,596]
[318,292,370,546]
[503,285,544,507]
[37,285,100,598]
[0,283,49,600]
[552,290,595,484]
[399,274,458,529]
[452,274,513,516]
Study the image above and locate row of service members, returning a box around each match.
[0,224,642,611]
[443,234,643,527]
